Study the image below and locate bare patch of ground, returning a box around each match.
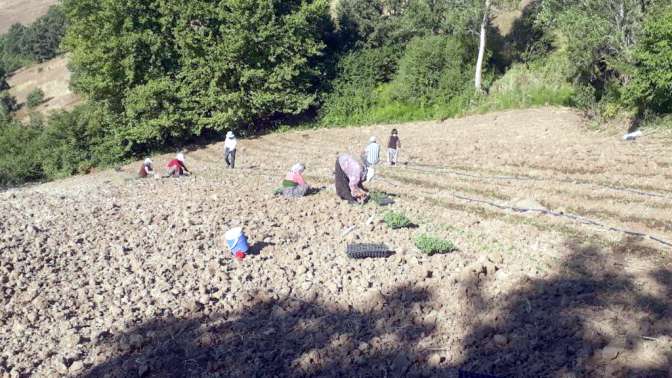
[0,0,59,33]
[0,108,670,377]
[6,55,81,119]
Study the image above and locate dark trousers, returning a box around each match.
[225,148,236,168]
[335,159,365,203]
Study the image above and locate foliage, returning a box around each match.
[0,5,66,73]
[64,0,333,153]
[0,102,122,186]
[26,88,45,109]
[391,35,474,105]
[415,234,457,255]
[383,211,413,229]
[0,119,44,186]
[0,91,18,121]
[319,46,401,125]
[0,66,8,91]
[475,52,574,112]
[625,7,672,114]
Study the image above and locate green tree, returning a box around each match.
[391,35,473,104]
[626,7,672,114]
[29,5,67,62]
[64,0,333,152]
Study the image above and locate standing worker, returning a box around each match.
[363,136,380,167]
[334,153,369,204]
[387,129,401,165]
[224,131,237,169]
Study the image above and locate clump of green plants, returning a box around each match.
[369,191,395,206]
[415,234,457,255]
[26,88,45,109]
[383,211,413,229]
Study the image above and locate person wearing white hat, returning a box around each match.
[363,136,380,168]
[224,131,237,169]
[278,163,309,198]
[165,152,190,177]
[138,158,155,178]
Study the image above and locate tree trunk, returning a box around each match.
[474,0,491,93]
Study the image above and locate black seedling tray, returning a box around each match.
[458,370,501,378]
[346,244,394,259]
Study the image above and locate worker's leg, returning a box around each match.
[282,184,308,198]
[230,149,236,169]
[224,148,231,167]
[334,160,354,202]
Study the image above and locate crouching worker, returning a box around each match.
[165,153,191,177]
[335,153,369,204]
[274,163,309,197]
[138,158,155,178]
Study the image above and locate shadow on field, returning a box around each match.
[82,238,671,377]
[457,237,672,377]
[82,285,453,377]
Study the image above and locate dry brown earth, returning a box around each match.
[1,108,671,377]
[0,0,59,33]
[6,56,81,119]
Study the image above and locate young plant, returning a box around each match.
[415,234,457,255]
[383,211,412,229]
[369,191,394,206]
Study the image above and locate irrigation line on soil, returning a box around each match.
[401,162,672,200]
[378,176,672,249]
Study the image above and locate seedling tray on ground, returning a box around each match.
[346,243,394,259]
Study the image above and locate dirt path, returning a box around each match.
[1,107,670,377]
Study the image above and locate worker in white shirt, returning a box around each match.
[224,131,238,169]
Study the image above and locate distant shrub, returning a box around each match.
[319,46,401,126]
[415,234,457,255]
[0,5,66,72]
[0,121,44,186]
[26,88,45,109]
[0,91,18,121]
[625,6,672,115]
[390,35,473,105]
[0,102,123,186]
[383,211,412,229]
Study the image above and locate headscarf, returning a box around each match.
[144,158,153,166]
[290,163,305,174]
[369,136,376,143]
[176,152,185,163]
[226,131,235,139]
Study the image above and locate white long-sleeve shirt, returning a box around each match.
[224,138,237,150]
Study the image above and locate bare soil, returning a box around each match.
[1,108,671,377]
[6,55,81,119]
[0,0,59,33]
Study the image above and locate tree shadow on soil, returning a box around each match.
[81,285,453,377]
[81,237,671,378]
[456,236,672,377]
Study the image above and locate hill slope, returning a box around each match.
[1,108,671,376]
[6,55,81,118]
[0,0,59,33]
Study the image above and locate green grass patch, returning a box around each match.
[415,234,457,255]
[383,211,413,229]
